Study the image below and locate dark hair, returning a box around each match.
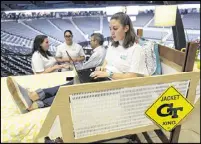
[64,30,73,37]
[32,35,52,59]
[91,33,104,45]
[110,12,138,48]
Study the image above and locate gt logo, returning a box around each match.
[157,103,183,118]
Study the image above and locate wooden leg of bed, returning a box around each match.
[154,129,170,143]
[169,125,181,143]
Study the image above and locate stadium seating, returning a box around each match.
[102,17,110,38]
[1,30,61,50]
[133,13,154,27]
[182,13,200,30]
[23,19,64,42]
[167,33,200,42]
[49,18,85,43]
[1,54,33,77]
[1,21,41,39]
[143,30,168,40]
[72,16,100,35]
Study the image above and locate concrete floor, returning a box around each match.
[102,100,200,143]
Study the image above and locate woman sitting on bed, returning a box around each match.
[7,12,153,113]
[31,35,69,74]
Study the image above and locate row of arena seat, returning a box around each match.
[1,43,93,77]
[1,13,199,43]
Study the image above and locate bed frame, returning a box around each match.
[35,29,199,143]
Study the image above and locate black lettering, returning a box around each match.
[162,121,176,125]
[157,103,183,118]
[161,95,180,102]
[169,107,183,118]
[157,103,173,117]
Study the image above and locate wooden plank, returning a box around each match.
[61,72,199,95]
[160,57,183,72]
[158,44,186,67]
[182,42,198,72]
[137,29,143,37]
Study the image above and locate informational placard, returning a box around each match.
[145,86,194,131]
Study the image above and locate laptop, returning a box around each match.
[66,51,111,83]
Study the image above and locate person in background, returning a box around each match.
[31,35,69,74]
[81,33,106,69]
[56,30,85,71]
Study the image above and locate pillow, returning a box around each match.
[152,43,162,75]
[138,38,162,75]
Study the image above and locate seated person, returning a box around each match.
[81,33,106,69]
[7,12,153,113]
[31,35,69,74]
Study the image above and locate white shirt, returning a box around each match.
[32,51,57,73]
[82,46,106,69]
[105,42,149,75]
[56,42,85,70]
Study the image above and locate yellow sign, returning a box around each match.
[145,86,194,131]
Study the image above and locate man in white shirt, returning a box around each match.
[82,33,106,69]
[56,30,85,71]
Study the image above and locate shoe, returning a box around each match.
[55,137,64,143]
[44,136,54,143]
[6,76,33,113]
[28,100,44,111]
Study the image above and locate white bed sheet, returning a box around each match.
[1,72,74,142]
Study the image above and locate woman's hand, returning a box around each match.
[72,58,77,62]
[90,71,109,79]
[95,66,106,72]
[60,64,70,69]
[53,65,66,70]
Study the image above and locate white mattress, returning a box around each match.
[1,71,74,142]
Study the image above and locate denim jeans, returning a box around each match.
[36,80,74,107]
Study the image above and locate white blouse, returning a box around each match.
[56,42,85,70]
[105,42,149,75]
[32,51,58,73]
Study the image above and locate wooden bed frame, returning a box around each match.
[35,29,199,143]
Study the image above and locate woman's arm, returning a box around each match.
[74,56,85,62]
[55,57,71,63]
[35,64,68,74]
[91,71,146,80]
[101,60,107,68]
[95,60,108,71]
[110,72,145,80]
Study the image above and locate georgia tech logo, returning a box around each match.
[157,103,183,118]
